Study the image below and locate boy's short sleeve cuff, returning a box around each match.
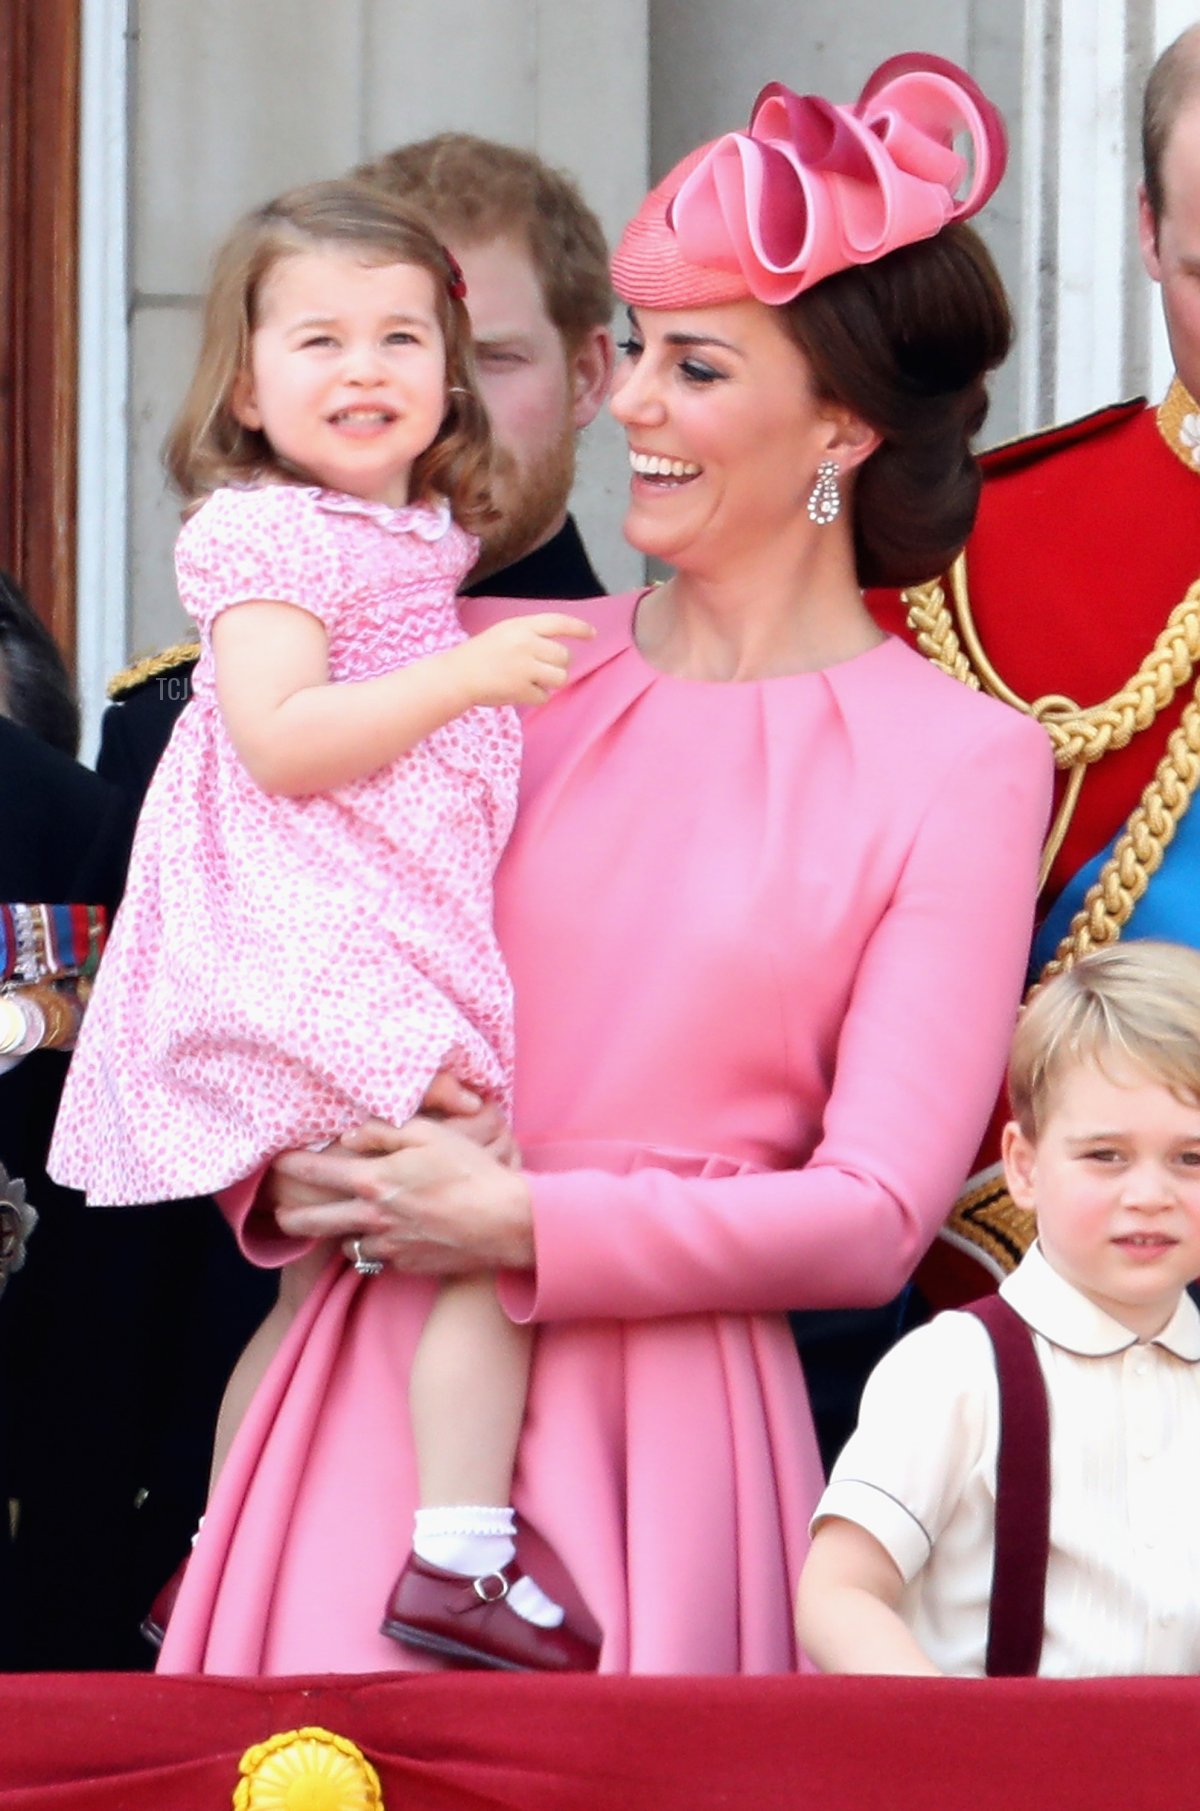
[811,1479,932,1583]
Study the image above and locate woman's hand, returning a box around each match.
[271,1116,535,1276]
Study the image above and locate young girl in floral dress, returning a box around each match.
[51,180,597,1671]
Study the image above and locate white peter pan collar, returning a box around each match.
[308,489,453,540]
[1000,1240,1200,1363]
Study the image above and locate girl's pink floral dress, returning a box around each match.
[51,483,519,1203]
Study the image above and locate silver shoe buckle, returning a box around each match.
[472,1570,510,1604]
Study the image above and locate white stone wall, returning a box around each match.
[123,0,649,659]
[86,1,1194,684]
[644,2,1199,438]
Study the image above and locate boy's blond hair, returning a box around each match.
[1008,941,1200,1137]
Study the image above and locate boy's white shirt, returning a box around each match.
[812,1242,1200,1677]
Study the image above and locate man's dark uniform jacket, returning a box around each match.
[0,719,138,1666]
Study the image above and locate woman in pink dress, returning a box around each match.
[160,55,1054,1676]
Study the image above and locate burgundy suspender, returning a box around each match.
[961,1294,1051,1678]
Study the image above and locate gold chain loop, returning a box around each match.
[1038,697,1200,978]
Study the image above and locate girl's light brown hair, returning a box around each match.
[1009,941,1200,1138]
[164,178,496,530]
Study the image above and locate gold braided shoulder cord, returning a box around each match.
[106,639,201,700]
[903,560,1200,975]
[1038,703,1200,978]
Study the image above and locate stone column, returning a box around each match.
[1018,0,1199,430]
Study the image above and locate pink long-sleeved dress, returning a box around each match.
[160,590,1052,1676]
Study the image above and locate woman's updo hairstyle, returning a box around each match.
[780,222,1012,589]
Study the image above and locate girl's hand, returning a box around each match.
[271,1118,535,1275]
[420,1073,522,1168]
[345,1083,521,1169]
[455,613,596,708]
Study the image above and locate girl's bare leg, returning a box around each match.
[387,1267,593,1658]
[408,1272,531,1506]
[207,1243,330,1493]
[400,1275,569,1631]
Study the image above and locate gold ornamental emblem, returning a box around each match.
[233,1726,384,1811]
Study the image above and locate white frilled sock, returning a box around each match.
[412,1505,565,1628]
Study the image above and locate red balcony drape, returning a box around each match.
[0,1670,1193,1809]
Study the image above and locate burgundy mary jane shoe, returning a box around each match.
[381,1552,600,1673]
[140,1554,189,1650]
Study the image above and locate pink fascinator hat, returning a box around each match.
[612,52,1007,308]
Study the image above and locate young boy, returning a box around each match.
[796,940,1200,1677]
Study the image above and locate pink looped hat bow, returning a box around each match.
[612,52,1007,309]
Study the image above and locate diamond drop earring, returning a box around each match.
[806,458,841,526]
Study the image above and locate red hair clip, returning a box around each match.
[443,248,467,300]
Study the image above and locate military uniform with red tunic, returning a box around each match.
[873,379,1200,1300]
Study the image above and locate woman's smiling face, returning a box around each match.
[608,298,849,573]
